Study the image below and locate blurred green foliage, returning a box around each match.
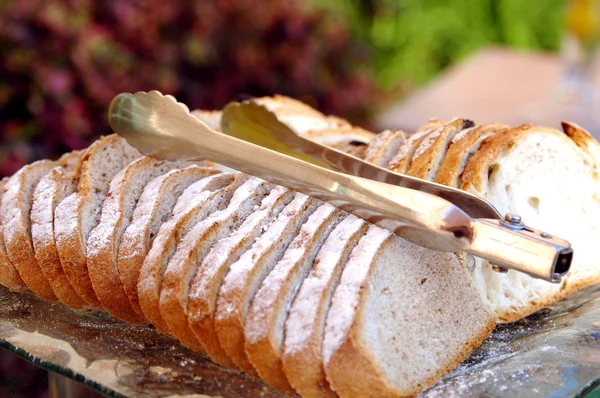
[312,0,566,91]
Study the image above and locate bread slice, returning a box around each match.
[302,127,375,152]
[187,186,295,368]
[436,124,507,187]
[363,130,408,167]
[118,166,221,319]
[138,173,244,336]
[562,121,600,167]
[31,151,87,308]
[407,118,473,180]
[323,226,495,397]
[0,177,30,293]
[214,193,320,376]
[460,125,600,322]
[282,215,368,398]
[386,120,444,174]
[86,157,199,323]
[2,159,58,300]
[159,178,272,352]
[191,110,222,131]
[55,135,141,307]
[245,204,345,393]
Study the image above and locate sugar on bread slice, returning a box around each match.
[86,157,203,323]
[31,151,87,308]
[214,193,320,376]
[55,135,141,307]
[118,166,222,319]
[2,159,59,300]
[282,214,368,398]
[436,124,507,187]
[187,186,295,368]
[323,225,495,397]
[407,118,474,180]
[363,130,408,167]
[387,119,445,174]
[159,178,273,352]
[137,172,245,336]
[459,124,600,322]
[0,177,30,293]
[244,203,345,393]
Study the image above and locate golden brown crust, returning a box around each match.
[387,120,445,174]
[32,152,87,308]
[435,124,507,187]
[2,160,58,300]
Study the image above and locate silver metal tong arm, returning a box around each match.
[108,91,572,283]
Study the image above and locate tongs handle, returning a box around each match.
[108,91,572,283]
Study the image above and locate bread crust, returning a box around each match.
[2,159,57,300]
[435,124,507,187]
[245,204,343,394]
[281,215,367,398]
[159,179,270,352]
[32,151,87,308]
[137,173,241,336]
[407,118,472,181]
[118,166,221,319]
[363,130,407,167]
[0,178,30,293]
[187,186,294,369]
[213,194,319,377]
[387,119,444,174]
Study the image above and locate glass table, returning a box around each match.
[0,283,599,397]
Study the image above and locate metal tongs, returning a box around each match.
[108,91,573,283]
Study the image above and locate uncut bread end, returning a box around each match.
[323,226,495,398]
[460,125,600,322]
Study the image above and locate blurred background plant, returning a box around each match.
[0,0,567,177]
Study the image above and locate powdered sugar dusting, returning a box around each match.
[322,225,391,364]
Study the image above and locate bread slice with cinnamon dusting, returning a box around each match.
[214,193,320,377]
[245,203,345,394]
[118,166,221,319]
[137,173,245,336]
[31,151,86,308]
[55,135,141,307]
[159,178,272,352]
[323,226,495,397]
[282,215,367,398]
[187,186,294,368]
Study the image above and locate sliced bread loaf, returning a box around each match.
[214,193,320,376]
[323,226,495,397]
[435,124,507,187]
[0,177,30,293]
[386,120,444,174]
[55,135,141,307]
[187,186,295,368]
[2,159,58,300]
[31,151,86,308]
[118,166,221,319]
[159,178,272,352]
[86,157,200,323]
[460,125,600,322]
[407,118,473,180]
[282,215,368,398]
[363,130,408,167]
[137,173,244,335]
[244,204,345,393]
